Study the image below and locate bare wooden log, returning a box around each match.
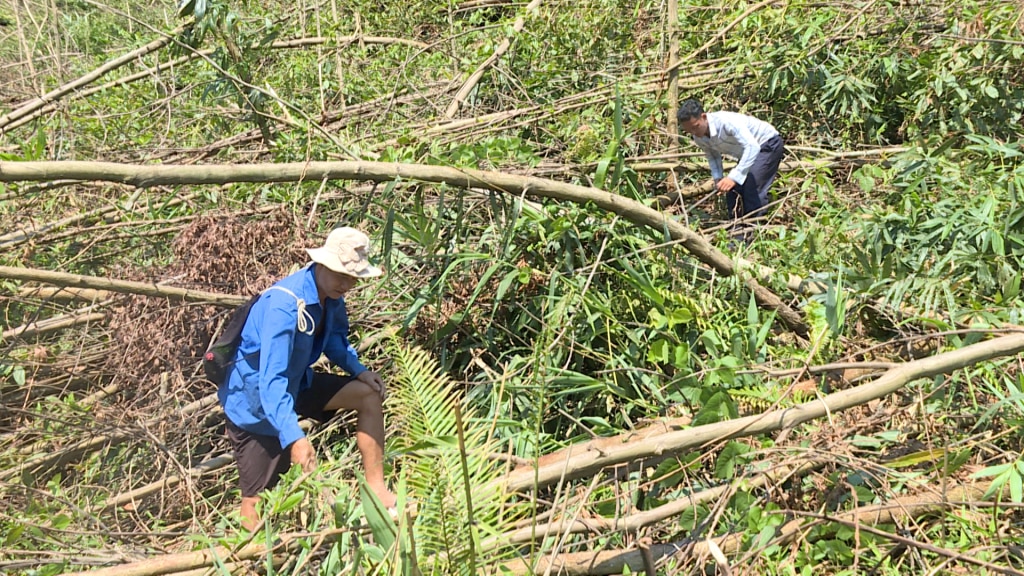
[444,0,543,118]
[499,331,1024,493]
[0,160,808,334]
[0,266,247,307]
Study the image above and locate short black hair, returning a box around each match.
[677,98,704,123]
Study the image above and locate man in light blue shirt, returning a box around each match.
[677,98,786,236]
[218,227,396,529]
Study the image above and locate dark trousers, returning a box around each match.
[726,134,786,221]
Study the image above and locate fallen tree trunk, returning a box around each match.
[500,478,1007,575]
[499,331,1024,493]
[0,265,247,307]
[1,311,107,341]
[0,159,808,334]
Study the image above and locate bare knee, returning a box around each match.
[326,379,383,413]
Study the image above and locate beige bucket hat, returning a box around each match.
[306,227,383,278]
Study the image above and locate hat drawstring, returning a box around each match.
[266,286,316,336]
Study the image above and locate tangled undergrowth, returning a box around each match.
[2,0,1024,574]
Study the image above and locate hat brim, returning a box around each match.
[306,248,383,278]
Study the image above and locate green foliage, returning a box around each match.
[842,137,1024,319]
[386,343,519,573]
[4,0,1024,574]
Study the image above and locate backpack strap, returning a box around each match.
[265,285,316,336]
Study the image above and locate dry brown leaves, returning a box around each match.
[104,208,313,407]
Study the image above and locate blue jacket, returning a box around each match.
[218,264,367,448]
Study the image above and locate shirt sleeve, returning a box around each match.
[323,301,368,377]
[724,122,762,185]
[704,146,725,181]
[257,300,306,449]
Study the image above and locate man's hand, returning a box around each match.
[716,177,737,192]
[357,370,387,401]
[289,437,316,474]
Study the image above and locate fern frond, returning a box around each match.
[387,343,525,574]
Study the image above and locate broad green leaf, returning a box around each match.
[1010,469,1023,503]
[360,480,396,551]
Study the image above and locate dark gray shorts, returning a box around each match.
[226,372,354,497]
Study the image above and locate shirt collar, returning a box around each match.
[706,113,720,139]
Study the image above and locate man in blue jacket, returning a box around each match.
[677,98,786,237]
[218,227,396,529]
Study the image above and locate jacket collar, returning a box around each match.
[300,263,323,308]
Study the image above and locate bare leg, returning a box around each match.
[240,496,259,531]
[326,380,397,508]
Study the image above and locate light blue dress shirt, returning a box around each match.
[218,264,367,449]
[691,111,780,185]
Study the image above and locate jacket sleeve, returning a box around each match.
[725,123,761,185]
[257,299,306,449]
[323,301,368,377]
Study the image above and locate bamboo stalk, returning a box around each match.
[1,204,119,247]
[500,479,1005,575]
[1,311,107,341]
[17,286,114,302]
[61,539,297,576]
[487,459,821,549]
[666,0,679,154]
[444,0,543,118]
[0,159,808,333]
[0,394,220,482]
[0,27,183,132]
[95,454,235,512]
[499,331,1024,492]
[0,265,247,307]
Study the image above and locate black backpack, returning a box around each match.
[203,286,310,384]
[203,294,261,385]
